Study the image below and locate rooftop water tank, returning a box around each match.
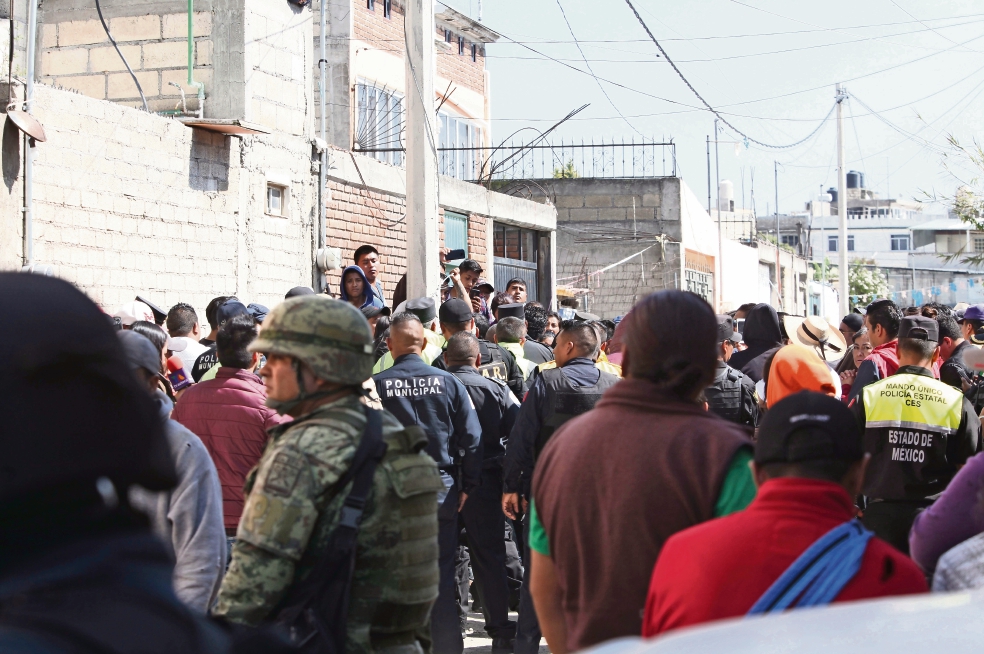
[847,171,861,189]
[827,187,838,203]
[718,180,734,212]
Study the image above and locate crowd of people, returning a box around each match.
[5,250,984,653]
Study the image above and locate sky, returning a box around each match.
[439,0,984,217]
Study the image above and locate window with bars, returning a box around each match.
[444,211,468,255]
[438,112,482,180]
[355,81,403,166]
[975,237,984,253]
[494,224,537,262]
[780,234,799,246]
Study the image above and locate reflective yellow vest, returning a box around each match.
[535,358,623,378]
[861,371,964,500]
[372,330,446,374]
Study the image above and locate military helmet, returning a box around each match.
[250,296,374,385]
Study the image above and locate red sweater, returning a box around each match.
[642,478,927,637]
[171,368,290,529]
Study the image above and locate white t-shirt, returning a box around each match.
[171,336,209,378]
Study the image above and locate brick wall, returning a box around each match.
[1,83,316,314]
[324,175,489,304]
[39,12,212,113]
[435,27,485,96]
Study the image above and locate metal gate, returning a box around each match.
[494,257,538,302]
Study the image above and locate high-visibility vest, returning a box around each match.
[536,359,623,378]
[861,371,964,500]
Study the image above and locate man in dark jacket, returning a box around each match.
[432,299,526,399]
[727,303,783,382]
[0,273,289,653]
[933,306,974,391]
[704,315,758,429]
[446,332,521,654]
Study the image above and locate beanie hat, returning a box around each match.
[766,344,838,407]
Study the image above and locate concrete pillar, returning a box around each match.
[324,0,353,149]
[405,0,439,300]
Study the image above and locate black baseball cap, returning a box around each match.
[755,391,863,465]
[898,315,939,342]
[497,303,525,320]
[440,299,473,323]
[716,314,741,344]
[841,313,864,332]
[217,300,249,325]
[361,305,391,320]
[286,286,316,299]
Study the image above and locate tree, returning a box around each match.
[552,159,579,179]
[848,263,889,310]
[929,135,984,266]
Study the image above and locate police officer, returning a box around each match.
[373,311,483,654]
[373,297,446,373]
[433,298,526,399]
[0,274,294,653]
[445,331,521,654]
[704,315,758,429]
[215,296,447,654]
[502,320,619,654]
[851,315,981,554]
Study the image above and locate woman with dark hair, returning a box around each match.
[131,320,176,400]
[528,290,755,652]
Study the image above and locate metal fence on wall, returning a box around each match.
[361,139,677,183]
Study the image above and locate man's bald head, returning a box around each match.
[388,312,425,358]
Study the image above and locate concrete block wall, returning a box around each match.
[39,11,212,113]
[544,177,685,319]
[1,83,316,314]
[245,0,312,136]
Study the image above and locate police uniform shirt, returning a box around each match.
[448,364,521,462]
[191,344,218,382]
[433,338,526,399]
[851,364,981,501]
[503,357,601,496]
[374,352,483,493]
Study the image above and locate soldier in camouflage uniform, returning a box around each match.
[213,296,446,654]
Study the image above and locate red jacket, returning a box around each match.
[642,477,927,637]
[171,368,289,530]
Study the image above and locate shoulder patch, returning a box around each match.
[264,451,304,497]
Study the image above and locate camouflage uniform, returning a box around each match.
[213,296,445,654]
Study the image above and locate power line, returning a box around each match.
[553,0,646,138]
[486,16,984,65]
[621,0,834,149]
[889,0,982,53]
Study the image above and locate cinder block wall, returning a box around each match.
[39,11,212,113]
[544,177,683,319]
[1,83,316,314]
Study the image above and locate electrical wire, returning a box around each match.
[95,0,148,112]
[889,0,981,54]
[847,101,867,181]
[622,0,834,149]
[553,0,646,138]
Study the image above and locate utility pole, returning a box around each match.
[706,135,711,214]
[775,160,782,309]
[406,0,439,300]
[836,84,849,317]
[714,119,722,311]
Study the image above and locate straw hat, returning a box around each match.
[782,315,848,362]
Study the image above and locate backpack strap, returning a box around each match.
[273,407,388,653]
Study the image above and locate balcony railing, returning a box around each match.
[359,138,677,183]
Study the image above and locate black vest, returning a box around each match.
[435,340,510,385]
[705,366,745,423]
[535,367,619,459]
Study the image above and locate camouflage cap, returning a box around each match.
[250,295,374,385]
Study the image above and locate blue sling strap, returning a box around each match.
[747,519,874,616]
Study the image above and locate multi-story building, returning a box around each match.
[1,0,555,309]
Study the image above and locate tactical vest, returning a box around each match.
[862,372,964,501]
[705,366,745,423]
[259,417,445,648]
[478,341,511,385]
[536,359,623,378]
[500,342,536,380]
[534,367,620,459]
